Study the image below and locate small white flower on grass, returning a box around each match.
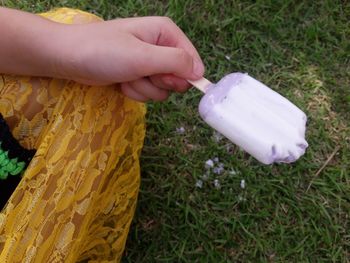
[240,179,246,189]
[202,172,210,181]
[205,159,214,169]
[213,163,224,175]
[213,179,221,189]
[176,127,185,134]
[195,179,203,188]
[225,55,231,61]
[229,169,237,176]
[212,131,224,142]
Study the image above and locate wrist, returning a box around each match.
[23,19,82,81]
[46,24,96,83]
[38,23,75,79]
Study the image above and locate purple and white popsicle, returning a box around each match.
[190,72,308,165]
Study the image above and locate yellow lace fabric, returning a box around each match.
[0,8,146,262]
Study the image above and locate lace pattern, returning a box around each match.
[0,8,146,262]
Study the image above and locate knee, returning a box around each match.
[40,8,103,24]
[69,9,103,24]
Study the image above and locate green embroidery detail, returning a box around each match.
[0,148,7,163]
[0,143,26,179]
[10,161,26,175]
[0,169,8,180]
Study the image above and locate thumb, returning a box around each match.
[137,42,204,80]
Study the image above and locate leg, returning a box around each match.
[0,8,146,263]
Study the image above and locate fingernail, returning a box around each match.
[192,59,205,78]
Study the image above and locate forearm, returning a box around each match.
[0,7,205,101]
[0,7,64,77]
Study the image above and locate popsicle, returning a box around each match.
[189,72,308,165]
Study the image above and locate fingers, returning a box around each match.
[131,78,169,101]
[120,82,148,102]
[129,17,203,67]
[134,41,204,80]
[149,74,191,93]
[154,17,204,73]
[126,17,205,80]
[120,78,170,102]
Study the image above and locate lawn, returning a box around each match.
[5,0,350,262]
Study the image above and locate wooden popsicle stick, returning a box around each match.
[188,77,213,93]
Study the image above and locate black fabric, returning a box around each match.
[0,176,22,210]
[0,113,36,210]
[0,113,36,162]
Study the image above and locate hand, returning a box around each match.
[53,17,205,101]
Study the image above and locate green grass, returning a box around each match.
[5,0,350,262]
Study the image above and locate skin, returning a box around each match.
[0,7,205,102]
